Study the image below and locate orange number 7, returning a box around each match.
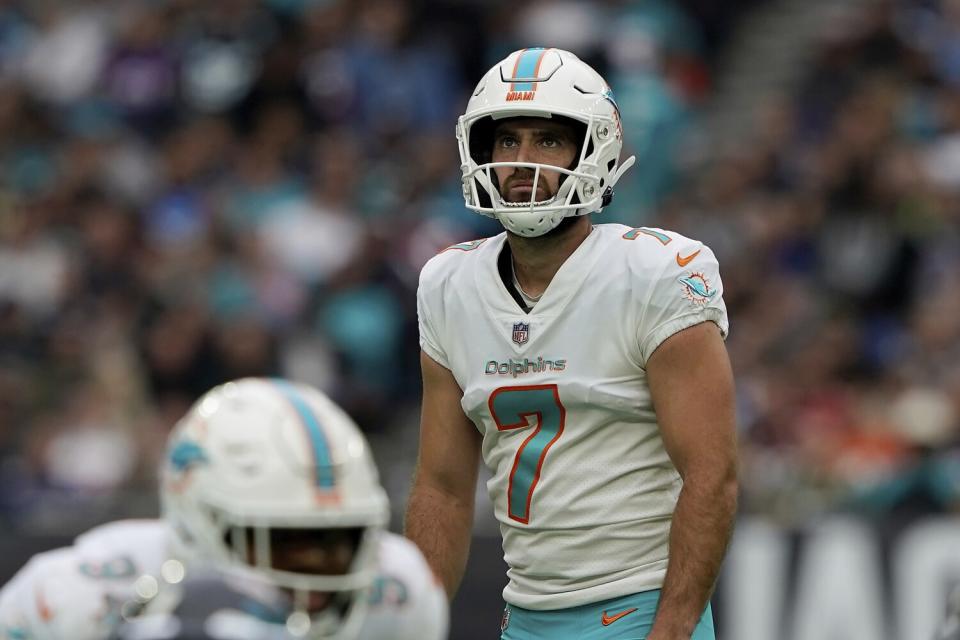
[488,384,566,524]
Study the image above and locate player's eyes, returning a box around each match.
[540,135,571,151]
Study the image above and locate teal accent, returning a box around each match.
[490,386,564,523]
[99,594,124,630]
[623,227,672,244]
[679,275,716,299]
[446,239,486,252]
[169,440,208,472]
[272,379,336,490]
[241,599,288,625]
[501,591,715,640]
[602,87,620,112]
[5,627,30,640]
[643,228,672,244]
[368,575,410,607]
[78,555,137,580]
[511,48,546,92]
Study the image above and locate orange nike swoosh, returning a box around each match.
[676,249,701,267]
[601,607,638,626]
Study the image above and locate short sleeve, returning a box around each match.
[638,243,729,366]
[362,533,450,640]
[416,264,450,369]
[395,559,449,640]
[0,547,117,640]
[404,578,449,640]
[0,551,39,635]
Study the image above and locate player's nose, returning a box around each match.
[514,136,536,164]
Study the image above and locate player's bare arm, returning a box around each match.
[646,320,738,639]
[405,350,483,600]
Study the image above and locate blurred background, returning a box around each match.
[1,0,959,638]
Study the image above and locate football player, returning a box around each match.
[1,378,448,640]
[110,568,292,640]
[406,48,737,640]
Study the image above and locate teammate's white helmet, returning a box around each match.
[160,378,389,639]
[457,47,636,237]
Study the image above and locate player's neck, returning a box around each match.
[506,216,592,298]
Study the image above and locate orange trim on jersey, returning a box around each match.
[488,384,566,525]
[622,227,672,245]
[506,410,542,525]
[521,418,563,524]
[35,586,54,622]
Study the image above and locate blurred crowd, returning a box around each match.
[0,0,956,533]
[668,0,960,527]
[0,0,730,529]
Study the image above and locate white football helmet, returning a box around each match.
[457,47,635,237]
[160,378,390,639]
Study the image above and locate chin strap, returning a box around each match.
[601,155,636,207]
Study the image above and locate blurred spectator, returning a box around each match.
[1,0,957,539]
[19,2,112,105]
[100,6,178,136]
[258,131,365,286]
[0,204,72,319]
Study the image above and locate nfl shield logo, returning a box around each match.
[512,322,529,345]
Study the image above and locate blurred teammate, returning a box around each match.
[935,586,960,640]
[406,48,737,639]
[0,378,448,640]
[110,569,292,640]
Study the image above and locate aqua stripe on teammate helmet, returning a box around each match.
[511,48,546,92]
[271,379,336,490]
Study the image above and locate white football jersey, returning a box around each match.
[417,223,729,610]
[0,521,448,640]
[355,534,448,640]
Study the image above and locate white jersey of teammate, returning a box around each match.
[0,520,447,640]
[417,223,729,610]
